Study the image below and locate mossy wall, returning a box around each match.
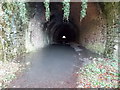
[99,2,120,58]
[0,2,49,61]
[25,2,48,52]
[0,2,28,61]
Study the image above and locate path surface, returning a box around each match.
[9,44,96,88]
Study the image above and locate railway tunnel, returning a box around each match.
[0,1,119,62]
[26,2,108,55]
[0,1,120,88]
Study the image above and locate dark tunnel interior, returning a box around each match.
[28,2,79,45]
[53,23,77,44]
[26,1,118,48]
[26,2,119,59]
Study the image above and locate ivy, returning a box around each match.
[1,2,28,61]
[80,0,88,21]
[100,3,120,58]
[62,0,70,21]
[43,0,88,22]
[44,0,50,21]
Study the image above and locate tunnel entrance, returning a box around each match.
[25,2,119,58]
[53,23,77,44]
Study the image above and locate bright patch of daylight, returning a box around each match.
[62,36,66,39]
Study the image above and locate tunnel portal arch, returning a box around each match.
[52,22,78,44]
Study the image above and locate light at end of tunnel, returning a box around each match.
[62,36,66,39]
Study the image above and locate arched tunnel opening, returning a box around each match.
[3,1,115,61]
[0,2,119,60]
[27,1,108,62]
[53,23,77,44]
[25,2,119,56]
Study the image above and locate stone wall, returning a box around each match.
[70,3,107,54]
[25,2,49,52]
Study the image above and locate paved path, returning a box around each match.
[9,44,97,88]
[9,44,84,88]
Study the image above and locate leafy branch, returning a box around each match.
[44,0,50,21]
[80,0,88,21]
[62,0,70,21]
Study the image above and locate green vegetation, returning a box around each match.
[0,61,21,89]
[99,2,120,58]
[77,57,119,88]
[86,43,105,55]
[43,0,88,21]
[0,2,28,61]
[44,0,50,21]
[80,0,88,21]
[62,0,70,21]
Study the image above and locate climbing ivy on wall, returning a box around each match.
[43,0,88,22]
[62,0,70,21]
[80,0,88,21]
[44,0,50,21]
[99,2,120,58]
[0,2,28,61]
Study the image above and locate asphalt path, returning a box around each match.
[9,44,83,88]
